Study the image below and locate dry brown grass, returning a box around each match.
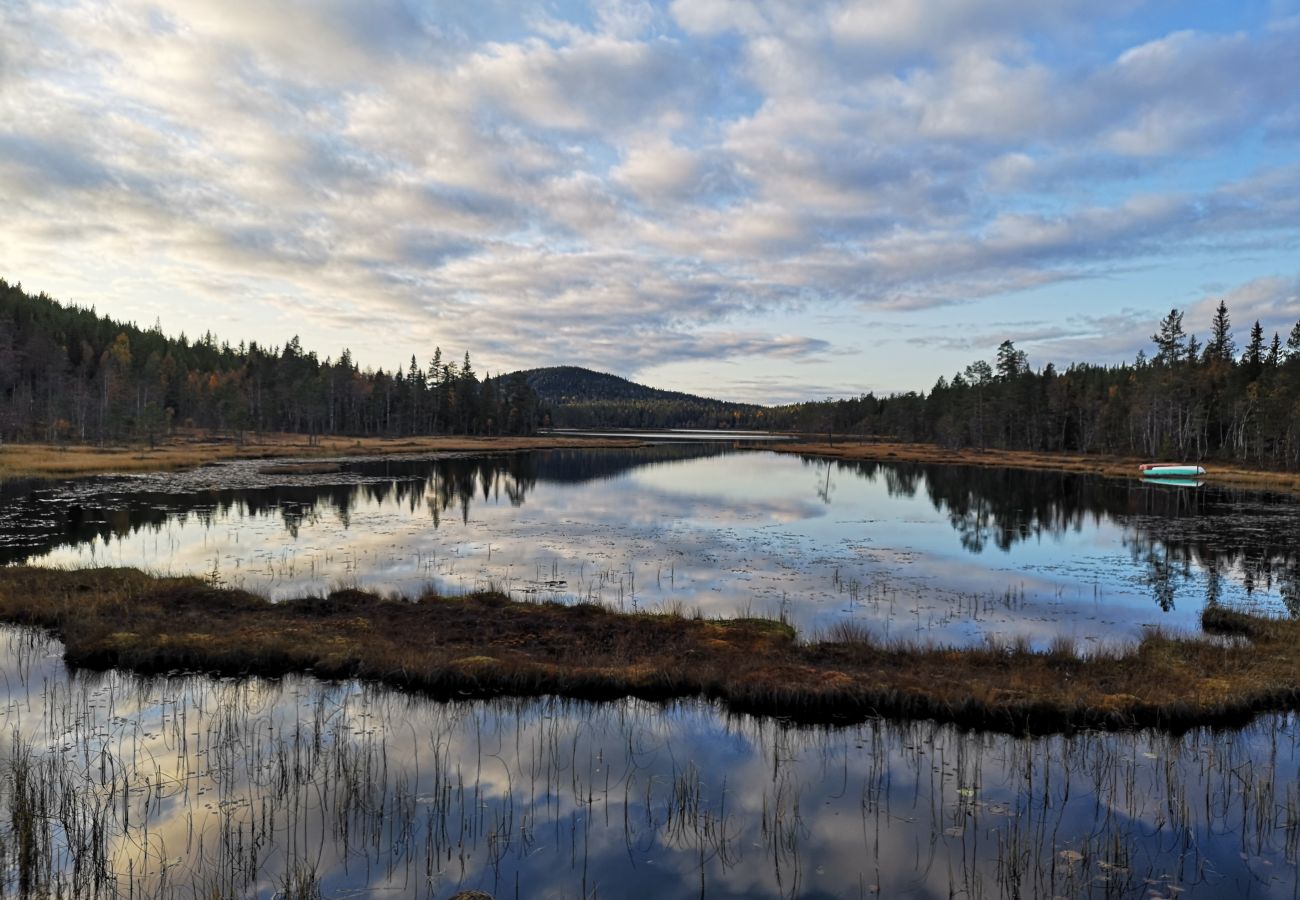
[0,430,645,479]
[775,440,1300,495]
[3,566,1299,734]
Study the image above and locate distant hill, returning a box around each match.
[504,366,767,429]
[516,366,728,406]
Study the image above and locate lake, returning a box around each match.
[3,444,1298,646]
[3,444,1300,897]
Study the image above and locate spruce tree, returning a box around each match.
[1208,300,1234,361]
[1244,320,1266,381]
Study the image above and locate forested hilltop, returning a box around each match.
[5,278,1300,470]
[770,305,1300,469]
[0,279,540,443]
[508,366,764,429]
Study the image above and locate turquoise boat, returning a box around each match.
[1141,477,1203,488]
[1139,463,1206,478]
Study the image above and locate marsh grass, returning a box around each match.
[276,863,324,900]
[3,566,1300,734]
[0,431,644,480]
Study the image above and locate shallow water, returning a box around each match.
[0,627,1297,898]
[3,446,1299,645]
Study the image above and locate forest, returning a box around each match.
[770,304,1300,469]
[0,279,540,442]
[4,278,1300,470]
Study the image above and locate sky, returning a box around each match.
[2,0,1299,404]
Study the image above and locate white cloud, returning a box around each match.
[1,0,1299,395]
[669,0,768,36]
[1186,276,1300,342]
[612,136,701,199]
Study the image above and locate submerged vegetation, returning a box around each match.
[4,566,1300,735]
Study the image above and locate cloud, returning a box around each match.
[669,0,769,36]
[612,136,703,200]
[901,272,1300,370]
[1,0,1299,396]
[1186,275,1300,343]
[904,308,1155,361]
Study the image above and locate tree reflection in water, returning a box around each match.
[3,447,1298,630]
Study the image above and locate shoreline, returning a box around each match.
[9,432,1298,496]
[4,566,1299,736]
[774,440,1300,495]
[0,431,646,481]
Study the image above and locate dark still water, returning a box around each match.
[4,445,1300,645]
[1,628,1297,899]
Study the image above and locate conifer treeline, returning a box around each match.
[769,302,1300,469]
[0,280,540,442]
[6,278,1300,469]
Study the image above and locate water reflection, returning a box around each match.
[0,627,1297,898]
[3,448,1299,645]
[831,456,1300,618]
[0,445,726,557]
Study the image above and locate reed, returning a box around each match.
[0,624,1296,898]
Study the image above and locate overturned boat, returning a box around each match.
[1139,463,1206,478]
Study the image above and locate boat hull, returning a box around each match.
[1141,477,1203,488]
[1139,464,1206,478]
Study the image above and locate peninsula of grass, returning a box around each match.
[776,439,1300,495]
[0,430,645,480]
[2,566,1298,735]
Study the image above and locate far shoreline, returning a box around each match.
[774,439,1300,495]
[5,431,1300,497]
[0,431,647,481]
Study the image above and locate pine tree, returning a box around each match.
[1151,308,1185,365]
[995,340,1027,380]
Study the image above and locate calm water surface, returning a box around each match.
[4,445,1300,645]
[4,448,1300,896]
[1,628,1298,898]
